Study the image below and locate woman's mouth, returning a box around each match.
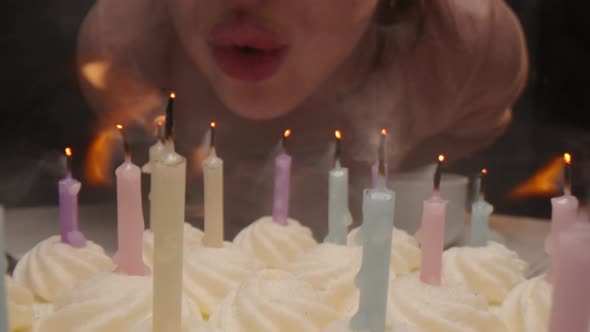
[210,20,288,83]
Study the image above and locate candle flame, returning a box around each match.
[65,147,73,157]
[438,154,446,163]
[116,124,123,130]
[169,92,176,99]
[564,153,572,165]
[335,130,342,140]
[381,128,388,136]
[211,122,216,129]
[482,168,488,175]
[508,156,563,199]
[284,129,292,138]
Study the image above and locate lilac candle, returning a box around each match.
[272,130,292,225]
[58,148,86,248]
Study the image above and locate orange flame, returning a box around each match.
[169,92,176,99]
[85,128,122,186]
[284,129,292,138]
[65,147,73,157]
[508,156,564,199]
[564,153,572,165]
[116,124,123,130]
[438,154,446,163]
[211,122,216,129]
[482,168,488,175]
[335,130,342,140]
[381,129,388,136]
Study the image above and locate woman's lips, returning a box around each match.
[210,20,287,83]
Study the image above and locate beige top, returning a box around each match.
[77,0,528,237]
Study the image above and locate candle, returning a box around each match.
[546,153,579,283]
[549,221,590,332]
[58,148,87,248]
[202,122,224,248]
[142,119,167,174]
[1,206,9,332]
[272,129,292,225]
[114,125,149,276]
[325,130,351,245]
[469,169,494,247]
[418,155,447,286]
[371,129,389,187]
[151,93,187,332]
[350,133,395,332]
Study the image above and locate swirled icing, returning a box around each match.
[233,217,317,268]
[389,274,508,332]
[348,226,420,276]
[5,275,34,331]
[443,241,528,304]
[13,236,114,302]
[209,269,339,332]
[284,243,362,316]
[499,276,551,332]
[183,244,264,317]
[36,272,202,332]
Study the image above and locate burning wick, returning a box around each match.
[378,129,388,177]
[165,92,176,140]
[210,122,216,149]
[156,120,165,142]
[282,129,292,151]
[434,154,446,192]
[116,125,131,160]
[564,153,573,195]
[334,130,342,165]
[479,168,489,200]
[64,147,73,176]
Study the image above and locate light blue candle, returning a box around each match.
[1,206,9,332]
[350,177,395,332]
[469,169,494,247]
[325,131,352,245]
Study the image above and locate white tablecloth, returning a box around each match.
[4,205,550,277]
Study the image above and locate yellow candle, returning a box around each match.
[202,123,224,247]
[151,139,186,332]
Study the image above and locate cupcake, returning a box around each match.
[348,226,420,277]
[5,275,34,331]
[499,275,551,332]
[389,273,508,332]
[284,243,362,316]
[443,241,528,305]
[233,217,317,268]
[182,244,264,317]
[13,236,114,303]
[37,272,202,332]
[209,269,339,331]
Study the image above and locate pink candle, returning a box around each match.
[546,153,579,283]
[58,148,87,248]
[549,221,590,332]
[114,126,149,276]
[272,129,292,225]
[418,155,447,285]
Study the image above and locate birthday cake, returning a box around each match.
[2,105,588,332]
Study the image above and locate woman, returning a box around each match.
[77,0,528,237]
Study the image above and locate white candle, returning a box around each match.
[151,139,186,332]
[325,130,351,245]
[202,122,224,248]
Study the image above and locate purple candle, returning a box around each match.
[371,129,389,186]
[272,129,292,225]
[58,148,87,248]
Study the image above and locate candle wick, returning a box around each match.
[165,93,175,140]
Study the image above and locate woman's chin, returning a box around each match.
[218,88,302,120]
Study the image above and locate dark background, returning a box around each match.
[0,0,589,219]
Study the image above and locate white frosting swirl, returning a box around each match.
[37,272,202,332]
[323,319,424,332]
[390,274,508,332]
[348,227,420,276]
[13,236,114,302]
[233,217,317,268]
[284,243,362,316]
[183,244,264,317]
[130,320,221,332]
[443,241,529,304]
[143,223,204,265]
[209,269,339,332]
[5,275,34,331]
[500,276,551,332]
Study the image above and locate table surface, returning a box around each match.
[3,205,550,277]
